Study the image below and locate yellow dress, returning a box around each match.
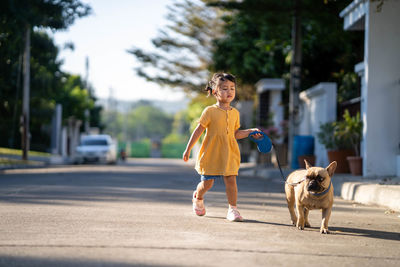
[195,104,241,176]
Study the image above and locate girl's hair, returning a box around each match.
[204,72,236,97]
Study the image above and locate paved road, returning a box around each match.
[0,158,399,266]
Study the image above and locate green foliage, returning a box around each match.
[130,139,151,158]
[102,102,174,143]
[161,133,188,158]
[161,143,187,158]
[162,133,188,144]
[335,71,359,103]
[186,94,215,132]
[212,5,290,96]
[1,0,91,30]
[0,1,98,151]
[317,121,352,151]
[171,110,191,138]
[102,110,125,141]
[211,0,363,95]
[335,110,363,156]
[127,105,173,141]
[57,74,96,120]
[317,109,362,153]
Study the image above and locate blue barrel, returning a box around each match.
[291,135,315,169]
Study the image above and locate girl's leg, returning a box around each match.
[195,179,214,199]
[224,175,243,221]
[223,175,237,207]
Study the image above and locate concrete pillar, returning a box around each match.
[363,0,400,176]
[51,104,62,154]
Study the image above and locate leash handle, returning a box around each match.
[249,132,286,182]
[249,131,272,153]
[248,131,265,142]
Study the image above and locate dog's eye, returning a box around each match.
[317,175,323,182]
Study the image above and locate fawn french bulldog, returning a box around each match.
[285,160,337,234]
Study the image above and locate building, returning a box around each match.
[339,0,400,176]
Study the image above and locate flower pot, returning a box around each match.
[298,155,316,169]
[347,156,363,176]
[327,149,355,173]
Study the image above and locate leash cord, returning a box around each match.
[272,143,287,183]
[272,143,304,186]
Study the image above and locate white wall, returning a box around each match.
[363,0,400,176]
[299,83,337,167]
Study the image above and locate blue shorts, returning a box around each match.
[200,175,224,181]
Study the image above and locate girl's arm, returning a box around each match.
[183,124,206,162]
[235,128,262,140]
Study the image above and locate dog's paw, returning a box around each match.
[291,220,296,226]
[320,228,330,234]
[296,224,304,230]
[305,222,311,228]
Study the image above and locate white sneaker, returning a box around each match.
[226,207,244,222]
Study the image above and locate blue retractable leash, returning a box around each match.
[248,131,287,182]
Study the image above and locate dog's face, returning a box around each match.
[304,160,337,194]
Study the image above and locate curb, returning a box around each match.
[340,182,400,212]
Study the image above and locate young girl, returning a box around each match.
[182,73,262,222]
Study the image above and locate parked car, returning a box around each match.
[74,134,117,164]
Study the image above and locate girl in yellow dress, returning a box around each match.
[183,73,261,221]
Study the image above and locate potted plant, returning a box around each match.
[335,110,363,175]
[317,119,354,173]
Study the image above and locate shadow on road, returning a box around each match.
[0,254,170,267]
[331,226,400,241]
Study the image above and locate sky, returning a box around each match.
[52,0,186,102]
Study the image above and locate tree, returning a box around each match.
[210,0,362,91]
[1,0,91,30]
[0,1,100,152]
[128,0,229,93]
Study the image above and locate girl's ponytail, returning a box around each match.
[204,81,214,97]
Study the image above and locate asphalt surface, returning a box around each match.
[0,158,399,266]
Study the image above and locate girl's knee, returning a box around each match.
[223,176,237,186]
[203,179,214,189]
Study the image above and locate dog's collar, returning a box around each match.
[309,181,332,197]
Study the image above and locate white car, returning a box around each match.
[74,134,117,164]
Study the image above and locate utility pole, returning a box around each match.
[21,25,31,160]
[84,56,90,134]
[288,0,302,167]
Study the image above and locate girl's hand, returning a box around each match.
[183,149,190,162]
[249,128,263,139]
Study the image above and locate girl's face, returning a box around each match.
[214,79,236,104]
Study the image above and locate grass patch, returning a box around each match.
[0,147,51,157]
[0,157,44,166]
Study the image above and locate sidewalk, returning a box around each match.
[240,163,400,212]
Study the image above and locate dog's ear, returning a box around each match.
[326,161,337,177]
[304,159,312,169]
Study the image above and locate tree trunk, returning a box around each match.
[22,25,30,160]
[288,0,302,167]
